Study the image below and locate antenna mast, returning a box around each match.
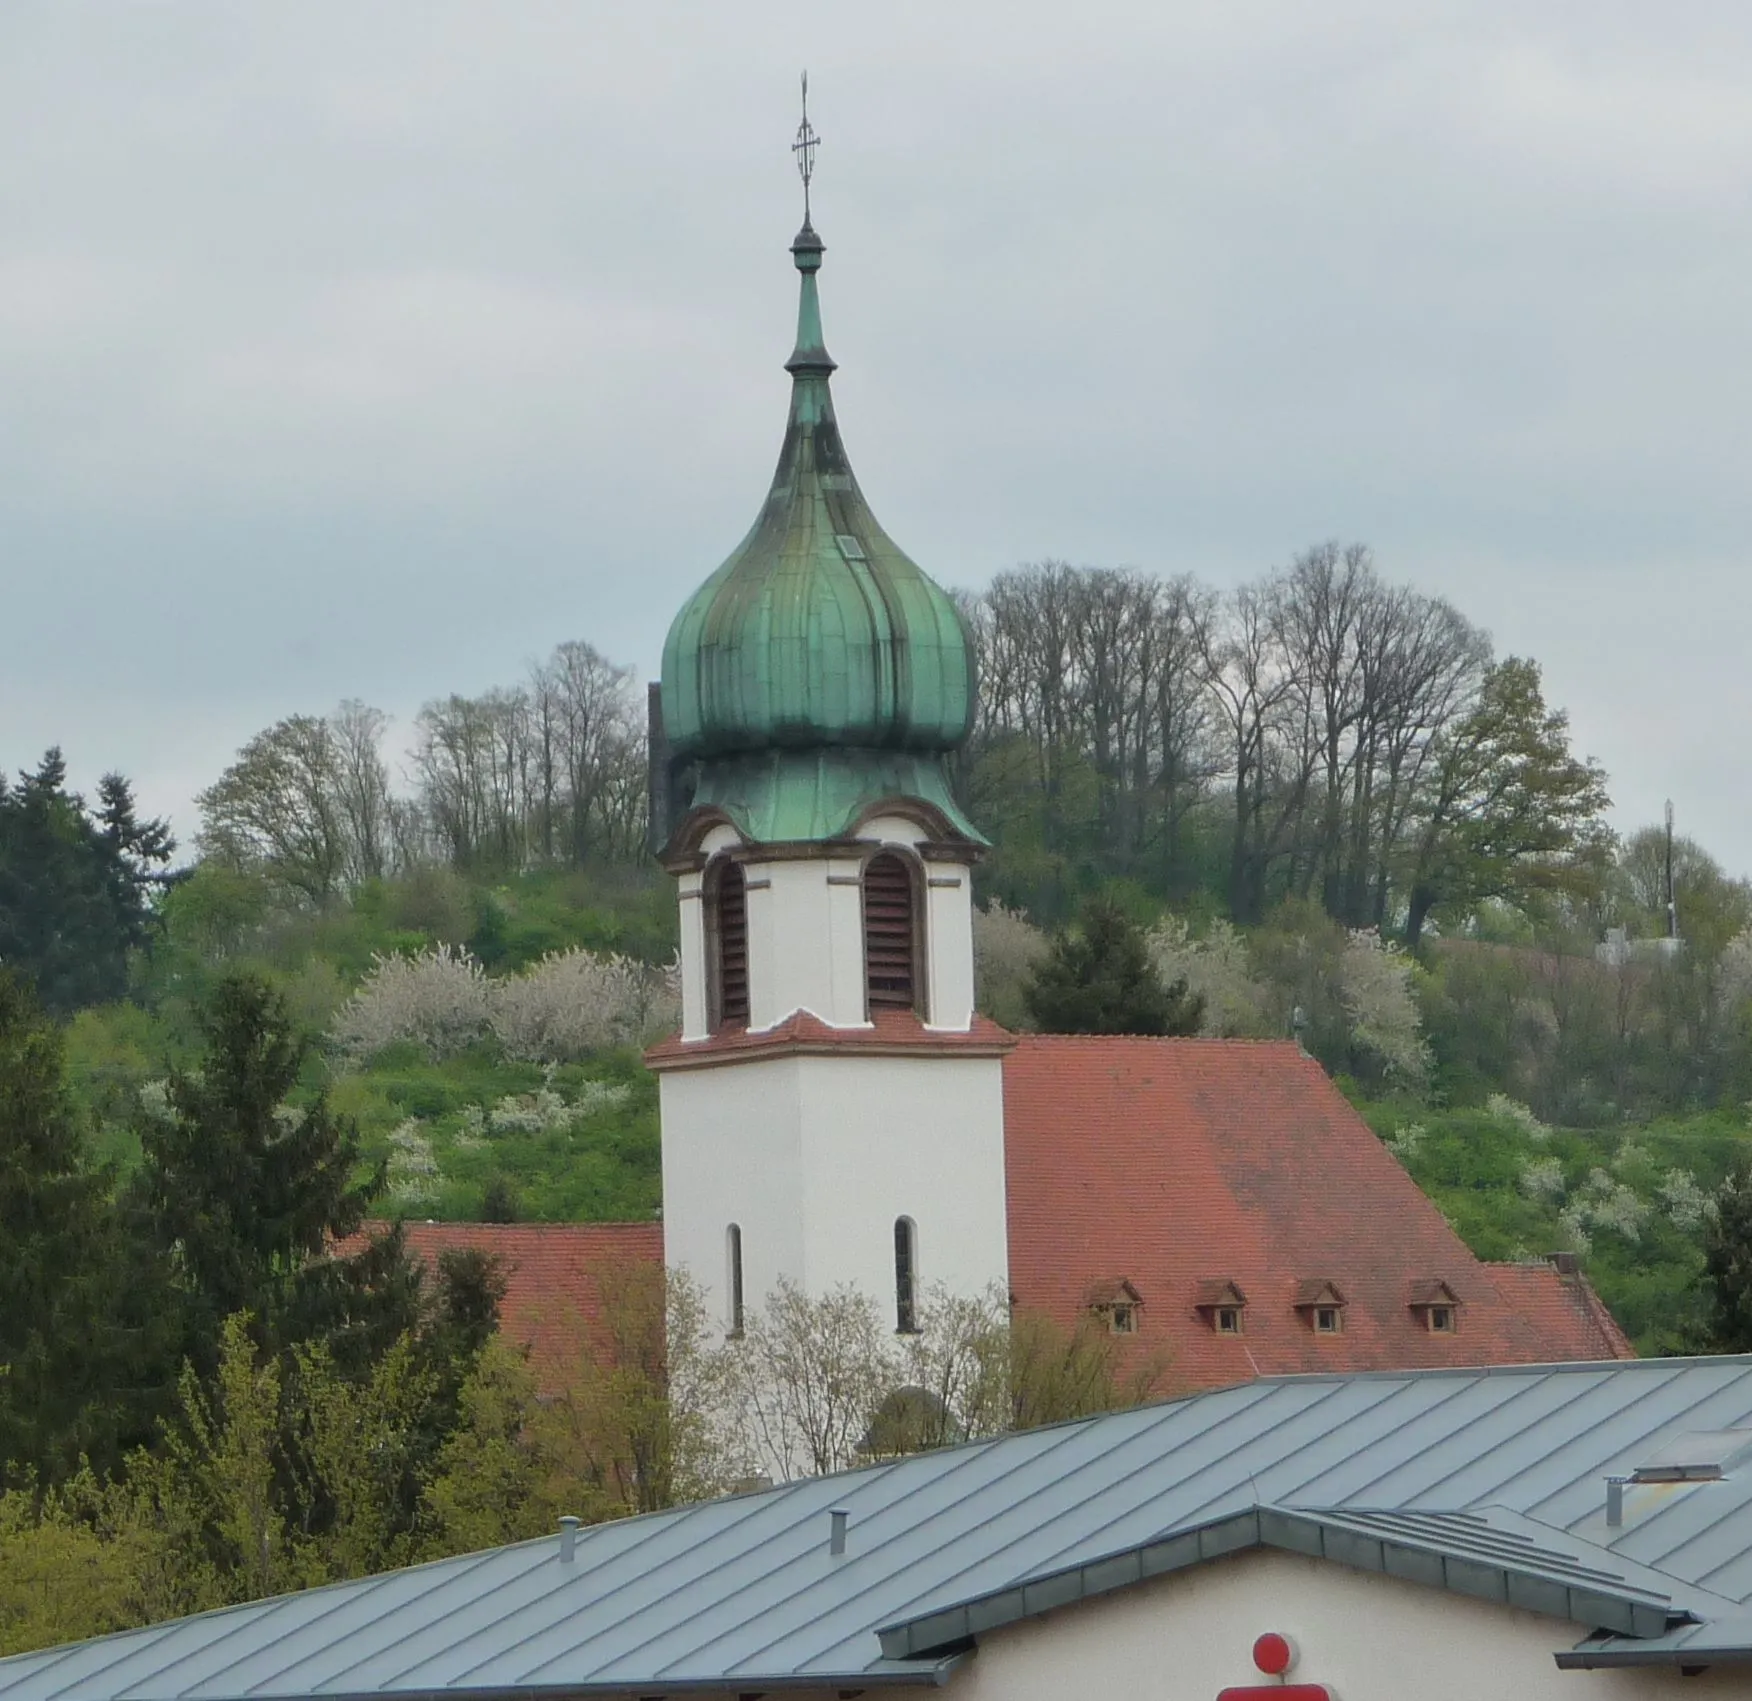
[1665,799,1678,942]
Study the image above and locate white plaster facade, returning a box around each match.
[693,1548,1738,1701]
[950,1548,1742,1699]
[660,1051,1009,1332]
[660,811,1008,1335]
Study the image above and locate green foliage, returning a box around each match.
[0,752,173,1014]
[129,974,416,1381]
[1703,1158,1752,1352]
[1024,896,1205,1035]
[0,975,133,1488]
[0,1480,140,1655]
[1359,1094,1743,1354]
[1403,658,1613,950]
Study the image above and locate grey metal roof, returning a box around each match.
[10,1357,1752,1699]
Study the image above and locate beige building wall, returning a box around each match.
[946,1547,1742,1700]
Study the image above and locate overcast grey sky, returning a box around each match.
[2,3,1748,869]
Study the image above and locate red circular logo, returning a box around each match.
[1252,1632,1294,1675]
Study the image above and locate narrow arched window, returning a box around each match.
[726,1223,744,1337]
[895,1216,919,1334]
[864,853,918,1013]
[709,859,749,1030]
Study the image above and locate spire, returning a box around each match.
[655,79,981,850]
[786,72,835,377]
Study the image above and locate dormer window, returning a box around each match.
[1409,1280,1462,1335]
[1295,1280,1347,1335]
[863,852,921,1014]
[707,858,749,1031]
[1195,1280,1249,1336]
[1088,1279,1143,1337]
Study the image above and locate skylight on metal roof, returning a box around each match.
[1633,1429,1752,1483]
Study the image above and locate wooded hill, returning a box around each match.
[9,540,1752,1653]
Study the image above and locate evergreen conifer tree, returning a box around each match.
[132,974,415,1379]
[0,973,129,1487]
[1704,1158,1752,1352]
[0,752,174,1013]
[1024,896,1205,1036]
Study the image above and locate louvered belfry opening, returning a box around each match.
[863,852,919,1013]
[712,859,750,1029]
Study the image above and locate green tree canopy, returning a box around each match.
[0,752,174,1013]
[130,974,416,1380]
[1703,1158,1752,1353]
[1024,896,1205,1035]
[1402,658,1612,951]
[0,974,133,1487]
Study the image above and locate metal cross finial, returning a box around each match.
[792,70,820,223]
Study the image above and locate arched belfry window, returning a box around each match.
[863,852,920,1014]
[708,858,749,1030]
[895,1217,919,1334]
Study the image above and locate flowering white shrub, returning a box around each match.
[1519,1156,1567,1203]
[1557,1203,1592,1256]
[332,944,491,1061]
[971,901,1048,1028]
[487,1087,575,1135]
[1658,1168,1716,1232]
[1485,1094,1550,1143]
[138,1079,173,1122]
[1386,1121,1425,1163]
[1572,1166,1653,1242]
[1718,929,1752,1012]
[1145,916,1270,1037]
[330,944,679,1066]
[1337,929,1429,1084]
[386,1118,440,1206]
[489,948,680,1063]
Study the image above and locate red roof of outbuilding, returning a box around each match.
[1001,1035,1633,1390]
[345,1221,663,1392]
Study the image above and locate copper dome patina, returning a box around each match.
[660,221,982,847]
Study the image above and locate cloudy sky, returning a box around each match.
[2,3,1748,869]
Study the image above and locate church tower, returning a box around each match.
[647,110,1010,1337]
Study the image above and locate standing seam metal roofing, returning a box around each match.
[11,1359,1752,1697]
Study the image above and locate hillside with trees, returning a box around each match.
[6,539,1752,1646]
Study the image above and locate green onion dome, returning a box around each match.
[660,223,976,772]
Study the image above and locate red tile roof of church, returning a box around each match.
[1001,1034,1634,1389]
[368,1035,1632,1398]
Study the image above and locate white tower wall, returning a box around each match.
[659,1049,1009,1331]
[657,811,1009,1342]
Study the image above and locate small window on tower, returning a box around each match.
[726,1224,745,1338]
[834,533,867,561]
[895,1217,919,1334]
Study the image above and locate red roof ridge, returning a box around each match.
[647,1009,1016,1070]
[1013,1033,1306,1048]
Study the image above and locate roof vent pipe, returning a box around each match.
[558,1514,581,1562]
[1606,1477,1629,1528]
[829,1509,849,1557]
